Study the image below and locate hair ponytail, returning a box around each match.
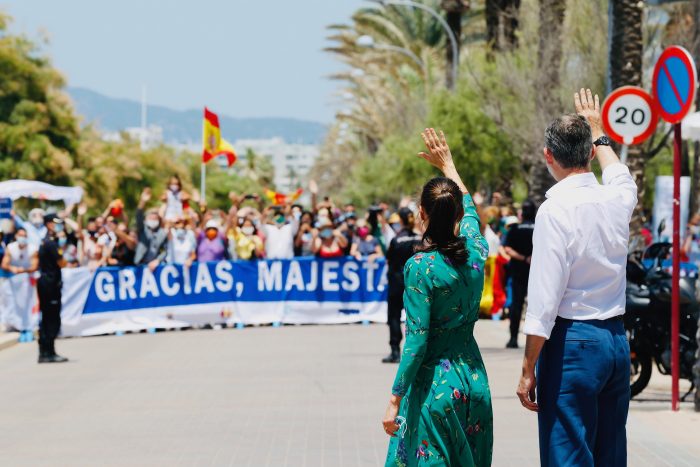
[416,177,468,265]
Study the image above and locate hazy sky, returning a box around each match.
[2,0,365,123]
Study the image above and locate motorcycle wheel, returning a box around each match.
[630,350,652,398]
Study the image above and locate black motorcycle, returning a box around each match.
[625,242,699,398]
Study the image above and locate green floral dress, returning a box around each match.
[385,194,493,467]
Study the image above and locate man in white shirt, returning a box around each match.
[516,89,637,467]
[261,207,299,259]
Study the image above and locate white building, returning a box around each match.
[102,125,164,150]
[233,138,319,193]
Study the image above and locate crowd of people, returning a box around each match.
[0,172,546,352]
[0,176,414,272]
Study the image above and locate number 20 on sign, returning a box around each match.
[602,86,659,146]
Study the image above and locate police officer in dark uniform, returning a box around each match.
[37,213,68,363]
[382,207,421,363]
[503,199,536,349]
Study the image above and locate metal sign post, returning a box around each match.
[652,45,697,411]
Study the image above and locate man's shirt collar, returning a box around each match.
[545,171,598,199]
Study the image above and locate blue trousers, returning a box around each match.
[537,317,630,466]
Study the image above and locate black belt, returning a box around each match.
[556,315,623,324]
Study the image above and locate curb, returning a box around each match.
[0,332,19,352]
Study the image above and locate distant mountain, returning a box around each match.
[66,87,327,145]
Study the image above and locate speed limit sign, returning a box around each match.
[602,86,659,145]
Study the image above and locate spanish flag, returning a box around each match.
[264,188,303,206]
[202,107,237,166]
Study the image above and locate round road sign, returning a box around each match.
[652,45,697,124]
[602,86,658,145]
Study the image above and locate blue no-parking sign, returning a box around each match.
[652,46,697,124]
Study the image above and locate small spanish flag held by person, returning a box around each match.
[264,187,303,205]
[202,107,237,166]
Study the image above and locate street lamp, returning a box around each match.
[355,35,427,74]
[374,0,459,90]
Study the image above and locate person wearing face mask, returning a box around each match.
[36,214,68,363]
[135,188,169,271]
[261,205,299,259]
[227,218,264,261]
[339,212,357,255]
[294,211,316,257]
[350,219,382,261]
[197,219,228,263]
[167,218,197,266]
[2,228,39,274]
[14,207,47,247]
[2,227,39,340]
[312,218,347,258]
[160,175,191,222]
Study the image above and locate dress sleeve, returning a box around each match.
[391,261,433,396]
[459,194,488,257]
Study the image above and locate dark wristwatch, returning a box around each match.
[593,135,611,146]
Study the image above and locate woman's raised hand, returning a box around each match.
[419,128,454,171]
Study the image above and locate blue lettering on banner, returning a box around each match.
[83,257,388,314]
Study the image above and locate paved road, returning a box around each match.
[0,321,698,466]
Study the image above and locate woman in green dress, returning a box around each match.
[383,128,493,466]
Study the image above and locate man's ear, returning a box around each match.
[543,147,554,165]
[589,146,596,161]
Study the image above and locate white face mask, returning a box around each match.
[169,184,180,193]
[145,219,159,230]
[175,228,186,239]
[31,218,44,228]
[17,237,28,247]
[241,226,255,236]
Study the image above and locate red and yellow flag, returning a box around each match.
[202,107,236,166]
[264,188,303,206]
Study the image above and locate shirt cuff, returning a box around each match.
[601,162,631,185]
[522,315,556,339]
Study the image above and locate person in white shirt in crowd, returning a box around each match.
[2,228,38,275]
[14,208,47,247]
[261,204,299,260]
[160,175,190,222]
[516,89,637,467]
[1,227,40,339]
[166,217,197,266]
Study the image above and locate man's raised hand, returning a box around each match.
[574,88,604,139]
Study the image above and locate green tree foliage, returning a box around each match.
[341,86,514,205]
[0,13,80,186]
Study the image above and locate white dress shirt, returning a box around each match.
[523,163,637,338]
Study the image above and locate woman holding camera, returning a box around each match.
[382,129,492,466]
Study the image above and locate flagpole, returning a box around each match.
[201,162,206,204]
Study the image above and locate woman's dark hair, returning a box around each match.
[416,177,468,265]
[301,210,314,224]
[521,199,537,222]
[398,207,415,230]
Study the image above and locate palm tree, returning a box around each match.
[324,6,446,155]
[609,0,644,233]
[528,0,566,204]
[440,0,470,88]
[486,0,522,52]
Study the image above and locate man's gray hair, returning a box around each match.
[544,114,593,169]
